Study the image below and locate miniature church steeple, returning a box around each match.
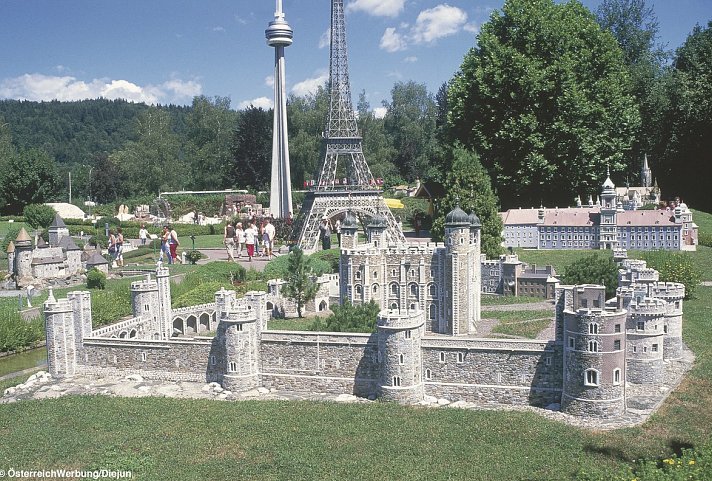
[641,154,652,188]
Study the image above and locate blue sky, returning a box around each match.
[0,0,709,114]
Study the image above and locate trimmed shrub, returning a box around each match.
[86,268,107,289]
[310,249,340,273]
[562,253,619,298]
[23,204,57,229]
[1,224,21,253]
[309,301,380,333]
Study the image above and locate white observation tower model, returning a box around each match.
[266,0,293,219]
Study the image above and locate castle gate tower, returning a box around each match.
[377,309,425,403]
[292,0,405,252]
[266,0,293,219]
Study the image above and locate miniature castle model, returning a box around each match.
[44,203,689,420]
[501,170,698,251]
[6,215,83,288]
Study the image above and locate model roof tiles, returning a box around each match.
[50,214,67,229]
[502,207,679,228]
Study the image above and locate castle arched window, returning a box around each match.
[429,303,436,320]
[391,269,397,277]
[390,283,399,296]
[425,369,432,380]
[613,368,621,385]
[428,284,436,297]
[439,352,445,363]
[457,352,464,363]
[372,284,379,295]
[584,369,599,387]
[393,376,401,387]
[355,285,362,295]
[588,322,599,334]
[405,330,411,339]
[373,271,378,279]
[588,340,599,352]
[355,270,362,280]
[210,355,216,366]
[409,284,418,298]
[229,362,237,372]
[399,354,404,365]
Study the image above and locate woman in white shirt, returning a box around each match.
[244,223,257,261]
[235,222,246,259]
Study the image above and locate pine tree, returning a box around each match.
[282,247,319,318]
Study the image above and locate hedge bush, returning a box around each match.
[0,303,44,353]
[86,268,107,289]
[23,204,57,229]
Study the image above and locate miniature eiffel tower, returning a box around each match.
[293,0,405,252]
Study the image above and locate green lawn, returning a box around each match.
[267,317,315,331]
[692,209,712,236]
[481,294,545,306]
[487,309,553,338]
[0,220,26,238]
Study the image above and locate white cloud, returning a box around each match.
[0,73,202,105]
[373,107,387,119]
[318,28,331,49]
[238,97,273,110]
[212,26,225,32]
[403,56,418,63]
[411,5,469,44]
[346,0,405,17]
[380,27,408,52]
[380,4,472,52]
[290,71,328,97]
[265,76,275,88]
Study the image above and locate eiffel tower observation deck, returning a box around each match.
[293,0,405,252]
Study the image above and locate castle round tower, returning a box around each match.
[468,211,482,328]
[444,204,477,335]
[220,301,261,392]
[367,212,387,247]
[340,210,359,250]
[651,282,685,360]
[6,241,15,278]
[12,227,33,285]
[131,274,160,339]
[626,297,666,384]
[377,309,424,403]
[562,307,627,418]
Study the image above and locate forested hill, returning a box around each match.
[0,99,189,165]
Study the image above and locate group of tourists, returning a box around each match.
[108,227,125,267]
[159,225,181,265]
[224,217,275,262]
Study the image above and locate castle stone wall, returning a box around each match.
[421,338,562,407]
[80,337,220,382]
[259,331,379,397]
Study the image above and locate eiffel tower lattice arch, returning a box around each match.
[293,0,405,252]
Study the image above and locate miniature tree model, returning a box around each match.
[282,247,319,318]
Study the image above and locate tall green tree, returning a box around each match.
[383,81,438,182]
[657,22,712,212]
[282,247,319,318]
[0,148,61,214]
[357,91,398,185]
[0,116,16,209]
[112,108,185,196]
[448,0,640,208]
[431,146,503,258]
[185,96,237,190]
[596,0,668,176]
[228,106,272,190]
[288,86,330,186]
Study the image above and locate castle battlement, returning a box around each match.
[651,282,685,299]
[629,297,667,316]
[377,309,424,330]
